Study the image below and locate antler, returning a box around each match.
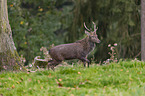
[92,21,98,32]
[84,22,91,32]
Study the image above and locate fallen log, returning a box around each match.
[33,56,49,68]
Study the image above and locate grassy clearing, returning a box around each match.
[0,60,145,96]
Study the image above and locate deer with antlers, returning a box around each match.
[48,22,101,70]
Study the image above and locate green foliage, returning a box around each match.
[8,0,73,64]
[67,0,141,61]
[1,61,145,95]
[8,0,141,64]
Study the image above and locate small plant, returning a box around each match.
[40,47,51,61]
[103,43,118,64]
[20,55,26,66]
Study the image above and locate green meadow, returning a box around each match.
[0,60,145,96]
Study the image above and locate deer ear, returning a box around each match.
[85,30,90,36]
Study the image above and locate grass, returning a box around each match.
[1,60,145,96]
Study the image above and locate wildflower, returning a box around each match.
[29,64,32,67]
[105,59,110,64]
[108,44,111,47]
[114,43,117,46]
[110,46,115,51]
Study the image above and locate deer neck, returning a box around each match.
[81,36,96,54]
[87,37,96,52]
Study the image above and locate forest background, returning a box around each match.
[8,0,141,65]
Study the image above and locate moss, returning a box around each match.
[0,0,26,72]
[0,49,26,72]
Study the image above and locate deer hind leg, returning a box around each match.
[48,60,61,70]
[79,57,90,68]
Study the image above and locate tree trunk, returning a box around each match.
[141,0,145,61]
[0,0,25,71]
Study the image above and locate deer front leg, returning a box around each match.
[86,56,90,68]
[79,57,90,67]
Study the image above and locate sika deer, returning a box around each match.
[48,22,100,70]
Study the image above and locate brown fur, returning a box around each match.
[48,22,100,70]
[48,35,100,70]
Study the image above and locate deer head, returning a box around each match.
[84,22,101,43]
